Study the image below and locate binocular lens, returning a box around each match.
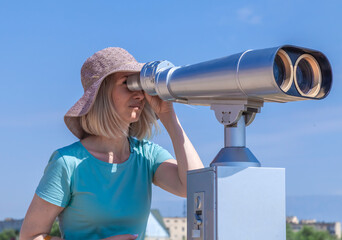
[273,50,293,92]
[296,59,313,94]
[274,55,286,88]
[294,54,321,97]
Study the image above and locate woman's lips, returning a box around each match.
[129,101,144,110]
[129,104,142,109]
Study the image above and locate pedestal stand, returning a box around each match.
[187,101,286,240]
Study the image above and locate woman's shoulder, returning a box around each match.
[49,141,85,166]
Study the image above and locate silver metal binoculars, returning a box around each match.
[127,45,332,105]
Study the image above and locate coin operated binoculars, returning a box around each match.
[128,45,332,240]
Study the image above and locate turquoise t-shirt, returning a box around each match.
[36,138,173,240]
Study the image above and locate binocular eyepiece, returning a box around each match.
[127,45,332,105]
[272,48,329,99]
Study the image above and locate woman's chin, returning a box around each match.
[130,118,140,123]
[129,112,141,123]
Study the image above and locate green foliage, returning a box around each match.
[0,221,61,240]
[0,222,336,240]
[0,229,18,240]
[50,221,61,237]
[296,226,337,240]
[287,223,296,240]
[287,224,338,240]
[0,221,60,240]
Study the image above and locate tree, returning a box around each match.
[0,229,18,240]
[50,221,61,237]
[294,226,337,240]
[287,223,295,240]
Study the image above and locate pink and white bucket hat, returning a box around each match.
[64,47,144,139]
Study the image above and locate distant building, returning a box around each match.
[145,209,170,240]
[0,218,23,232]
[300,219,317,224]
[287,216,341,239]
[286,216,299,224]
[163,217,186,240]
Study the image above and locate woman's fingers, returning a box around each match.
[118,234,138,240]
[144,92,173,115]
[144,93,160,111]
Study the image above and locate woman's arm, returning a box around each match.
[145,94,204,197]
[20,195,139,240]
[20,194,64,240]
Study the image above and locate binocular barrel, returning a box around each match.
[127,45,332,104]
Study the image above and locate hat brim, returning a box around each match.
[64,62,145,139]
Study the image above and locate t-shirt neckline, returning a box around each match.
[77,139,134,167]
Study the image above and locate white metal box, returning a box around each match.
[187,166,285,240]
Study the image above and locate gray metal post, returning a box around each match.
[224,115,246,147]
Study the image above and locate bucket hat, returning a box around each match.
[64,47,144,139]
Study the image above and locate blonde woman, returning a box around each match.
[20,47,203,240]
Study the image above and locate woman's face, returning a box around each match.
[111,72,145,124]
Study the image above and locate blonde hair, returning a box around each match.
[80,74,158,140]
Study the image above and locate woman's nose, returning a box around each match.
[133,90,144,100]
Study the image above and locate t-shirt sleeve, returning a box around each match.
[35,150,71,207]
[150,143,174,179]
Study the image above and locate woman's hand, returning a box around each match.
[103,234,138,240]
[144,93,174,118]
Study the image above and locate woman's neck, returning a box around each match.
[81,135,131,164]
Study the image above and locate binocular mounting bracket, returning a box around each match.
[210,99,264,167]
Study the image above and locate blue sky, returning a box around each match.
[1,0,342,220]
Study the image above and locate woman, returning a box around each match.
[20,47,203,240]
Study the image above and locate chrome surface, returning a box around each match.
[210,100,262,127]
[126,74,141,90]
[127,45,332,104]
[210,147,261,167]
[210,103,261,166]
[224,115,246,147]
[127,60,174,96]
